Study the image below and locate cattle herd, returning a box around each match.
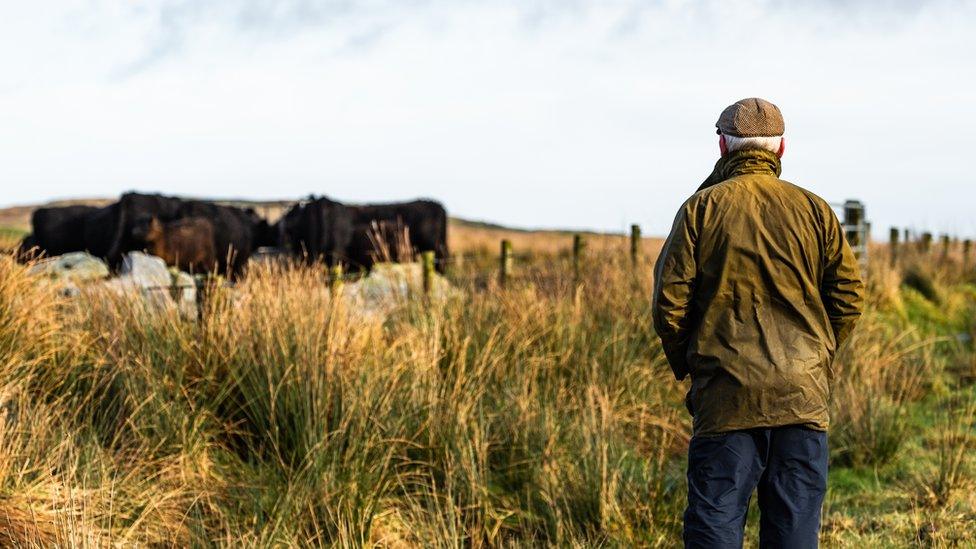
[16,192,449,278]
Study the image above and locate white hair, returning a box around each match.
[722,133,783,154]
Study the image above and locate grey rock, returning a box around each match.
[59,281,81,298]
[171,270,199,318]
[343,262,459,316]
[28,252,109,282]
[117,252,171,288]
[0,389,17,431]
[106,252,199,317]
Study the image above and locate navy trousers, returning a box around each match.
[683,426,828,549]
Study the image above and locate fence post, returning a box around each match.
[422,251,435,296]
[499,239,512,288]
[168,269,180,303]
[843,200,867,267]
[941,234,951,260]
[964,239,972,269]
[195,275,207,320]
[630,224,641,268]
[921,232,933,254]
[889,227,899,268]
[573,234,585,284]
[329,264,343,296]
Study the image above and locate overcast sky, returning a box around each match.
[1,1,974,237]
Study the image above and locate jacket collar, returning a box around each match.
[697,148,782,193]
[719,148,782,179]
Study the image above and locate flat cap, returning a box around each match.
[715,97,784,137]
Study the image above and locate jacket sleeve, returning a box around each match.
[652,200,698,381]
[821,211,865,347]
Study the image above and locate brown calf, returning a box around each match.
[145,217,217,274]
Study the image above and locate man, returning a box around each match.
[652,98,864,548]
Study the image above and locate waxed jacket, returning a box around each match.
[652,148,864,435]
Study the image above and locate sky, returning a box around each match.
[1,0,974,237]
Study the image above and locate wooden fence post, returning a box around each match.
[889,227,899,268]
[921,232,933,254]
[903,228,911,246]
[422,251,435,296]
[941,234,951,260]
[499,239,512,288]
[573,234,585,283]
[630,224,641,268]
[964,239,972,269]
[194,275,208,321]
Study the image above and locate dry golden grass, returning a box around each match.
[449,219,664,258]
[0,230,973,546]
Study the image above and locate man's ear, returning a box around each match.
[719,134,728,156]
[777,137,786,158]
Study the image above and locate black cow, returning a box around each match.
[102,193,184,265]
[249,210,281,250]
[280,196,448,272]
[172,201,267,276]
[27,205,99,257]
[104,192,266,277]
[278,197,354,267]
[83,203,125,258]
[347,200,449,273]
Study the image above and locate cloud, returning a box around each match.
[100,0,401,77]
[0,0,974,236]
[67,0,975,79]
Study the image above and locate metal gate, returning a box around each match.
[832,199,869,269]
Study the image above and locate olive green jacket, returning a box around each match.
[652,149,864,435]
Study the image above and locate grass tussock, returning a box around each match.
[0,239,974,546]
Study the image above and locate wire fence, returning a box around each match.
[245,198,878,292]
[49,196,976,315]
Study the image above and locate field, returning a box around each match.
[0,216,975,547]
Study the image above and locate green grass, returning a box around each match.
[0,226,26,251]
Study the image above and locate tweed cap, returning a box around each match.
[715,98,784,137]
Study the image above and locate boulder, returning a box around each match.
[117,251,171,287]
[343,262,458,315]
[171,270,200,318]
[0,387,17,431]
[27,252,109,283]
[105,252,198,316]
